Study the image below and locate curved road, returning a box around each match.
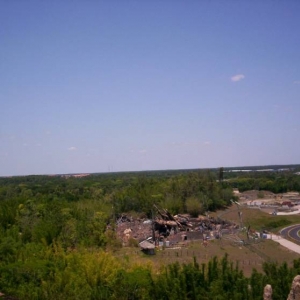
[280,224,300,243]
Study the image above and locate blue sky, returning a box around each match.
[1,1,299,176]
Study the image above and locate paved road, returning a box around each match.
[280,224,300,243]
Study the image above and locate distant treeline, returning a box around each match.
[0,169,235,217]
[224,169,300,193]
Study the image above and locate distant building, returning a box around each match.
[139,240,155,255]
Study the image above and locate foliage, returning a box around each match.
[264,219,292,231]
[0,168,300,298]
[185,197,203,217]
[226,168,300,193]
[0,239,300,299]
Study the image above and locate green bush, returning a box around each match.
[265,219,292,230]
[128,237,139,248]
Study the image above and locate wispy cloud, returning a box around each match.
[130,148,147,153]
[171,142,185,147]
[231,74,245,82]
[68,146,77,151]
[204,141,211,146]
[171,141,208,147]
[129,148,148,153]
[293,80,300,85]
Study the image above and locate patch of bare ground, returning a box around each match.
[250,239,299,264]
[114,236,299,276]
[239,190,276,202]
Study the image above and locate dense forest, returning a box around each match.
[0,166,300,299]
[224,166,300,193]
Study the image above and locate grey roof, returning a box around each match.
[139,240,155,250]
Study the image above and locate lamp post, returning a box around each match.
[231,199,243,229]
[151,208,156,246]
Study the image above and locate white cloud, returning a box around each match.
[139,149,147,153]
[204,141,211,145]
[68,147,77,151]
[231,74,245,82]
[293,80,300,85]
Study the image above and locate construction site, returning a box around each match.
[116,203,256,253]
